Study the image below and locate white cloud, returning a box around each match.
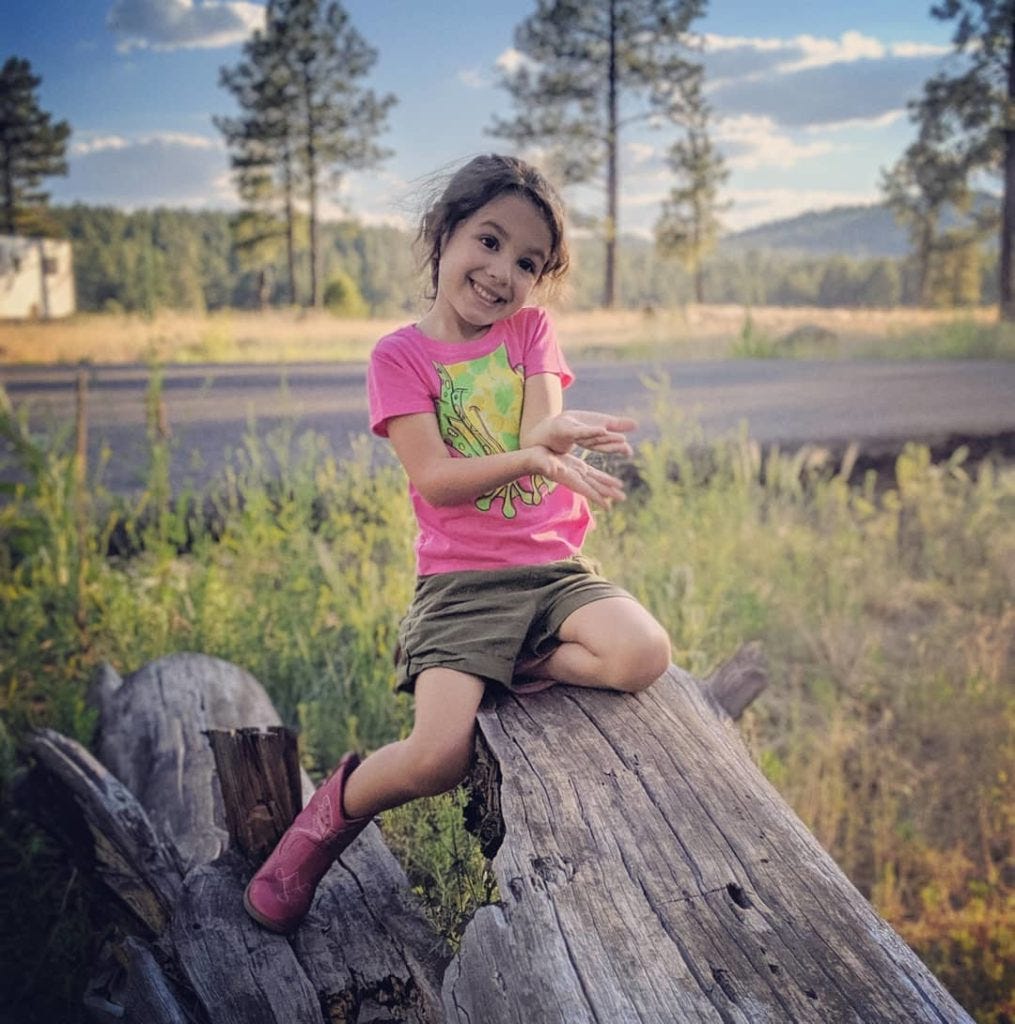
[148,131,220,149]
[708,49,942,128]
[57,131,234,208]
[891,41,952,58]
[457,68,489,89]
[72,131,219,158]
[495,47,536,76]
[626,142,657,166]
[774,31,886,73]
[715,115,836,171]
[318,169,414,228]
[724,187,881,232]
[702,33,785,54]
[72,135,131,156]
[705,29,947,75]
[805,109,907,133]
[108,0,264,52]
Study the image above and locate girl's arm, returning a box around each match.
[386,406,628,509]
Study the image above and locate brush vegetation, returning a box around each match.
[1,304,1010,366]
[0,381,1012,1022]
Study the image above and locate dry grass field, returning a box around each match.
[0,303,1002,365]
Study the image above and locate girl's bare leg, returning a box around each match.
[341,667,485,819]
[531,597,671,693]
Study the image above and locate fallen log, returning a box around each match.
[20,649,973,1023]
[20,652,448,1023]
[446,657,974,1023]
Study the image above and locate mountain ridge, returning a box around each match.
[719,192,1000,259]
[722,203,907,258]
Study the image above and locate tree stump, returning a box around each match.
[21,652,448,1023]
[205,726,303,864]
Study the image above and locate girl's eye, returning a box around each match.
[479,235,498,250]
[518,258,537,275]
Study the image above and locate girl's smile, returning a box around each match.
[417,192,553,342]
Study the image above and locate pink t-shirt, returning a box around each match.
[368,307,592,575]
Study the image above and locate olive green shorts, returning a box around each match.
[394,555,633,694]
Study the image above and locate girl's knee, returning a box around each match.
[610,621,671,693]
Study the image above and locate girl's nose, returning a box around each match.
[487,252,511,284]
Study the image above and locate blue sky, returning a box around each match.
[5,0,958,235]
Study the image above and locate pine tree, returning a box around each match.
[217,19,302,304]
[884,0,1014,318]
[882,141,973,307]
[268,0,394,308]
[0,57,70,236]
[217,0,394,308]
[492,0,704,307]
[655,94,728,304]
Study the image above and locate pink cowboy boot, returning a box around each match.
[243,751,371,933]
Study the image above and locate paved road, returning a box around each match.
[2,359,1013,494]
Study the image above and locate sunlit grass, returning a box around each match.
[0,303,1004,366]
[1,382,1012,1021]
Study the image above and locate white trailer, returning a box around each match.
[0,235,75,319]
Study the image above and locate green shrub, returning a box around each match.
[730,310,780,358]
[1,377,1011,1021]
[323,270,369,318]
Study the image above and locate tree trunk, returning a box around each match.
[2,151,14,234]
[20,649,973,1023]
[20,652,448,1023]
[303,64,321,310]
[444,658,973,1023]
[1000,25,1015,322]
[603,0,619,310]
[282,143,297,306]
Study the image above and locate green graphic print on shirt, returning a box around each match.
[433,344,556,520]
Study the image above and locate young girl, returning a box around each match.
[244,153,671,933]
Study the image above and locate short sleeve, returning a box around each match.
[517,307,574,389]
[367,335,435,437]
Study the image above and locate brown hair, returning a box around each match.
[417,154,570,298]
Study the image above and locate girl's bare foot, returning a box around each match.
[513,654,558,694]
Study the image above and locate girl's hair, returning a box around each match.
[417,154,570,298]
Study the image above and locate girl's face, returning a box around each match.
[421,192,553,342]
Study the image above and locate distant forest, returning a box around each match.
[52,203,1000,316]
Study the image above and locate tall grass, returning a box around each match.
[879,318,1015,359]
[0,305,1007,365]
[0,381,1012,1021]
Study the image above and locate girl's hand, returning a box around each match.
[526,411,637,457]
[532,446,628,508]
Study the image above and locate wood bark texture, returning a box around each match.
[444,664,974,1024]
[23,652,448,1024]
[22,649,973,1023]
[205,726,303,863]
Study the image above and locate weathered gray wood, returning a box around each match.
[19,728,182,937]
[91,653,293,872]
[445,665,973,1024]
[120,937,192,1024]
[33,646,968,1022]
[294,827,450,1022]
[171,853,326,1024]
[206,726,303,864]
[704,640,769,721]
[24,652,449,1023]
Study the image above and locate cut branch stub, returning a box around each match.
[205,726,302,865]
[704,640,769,720]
